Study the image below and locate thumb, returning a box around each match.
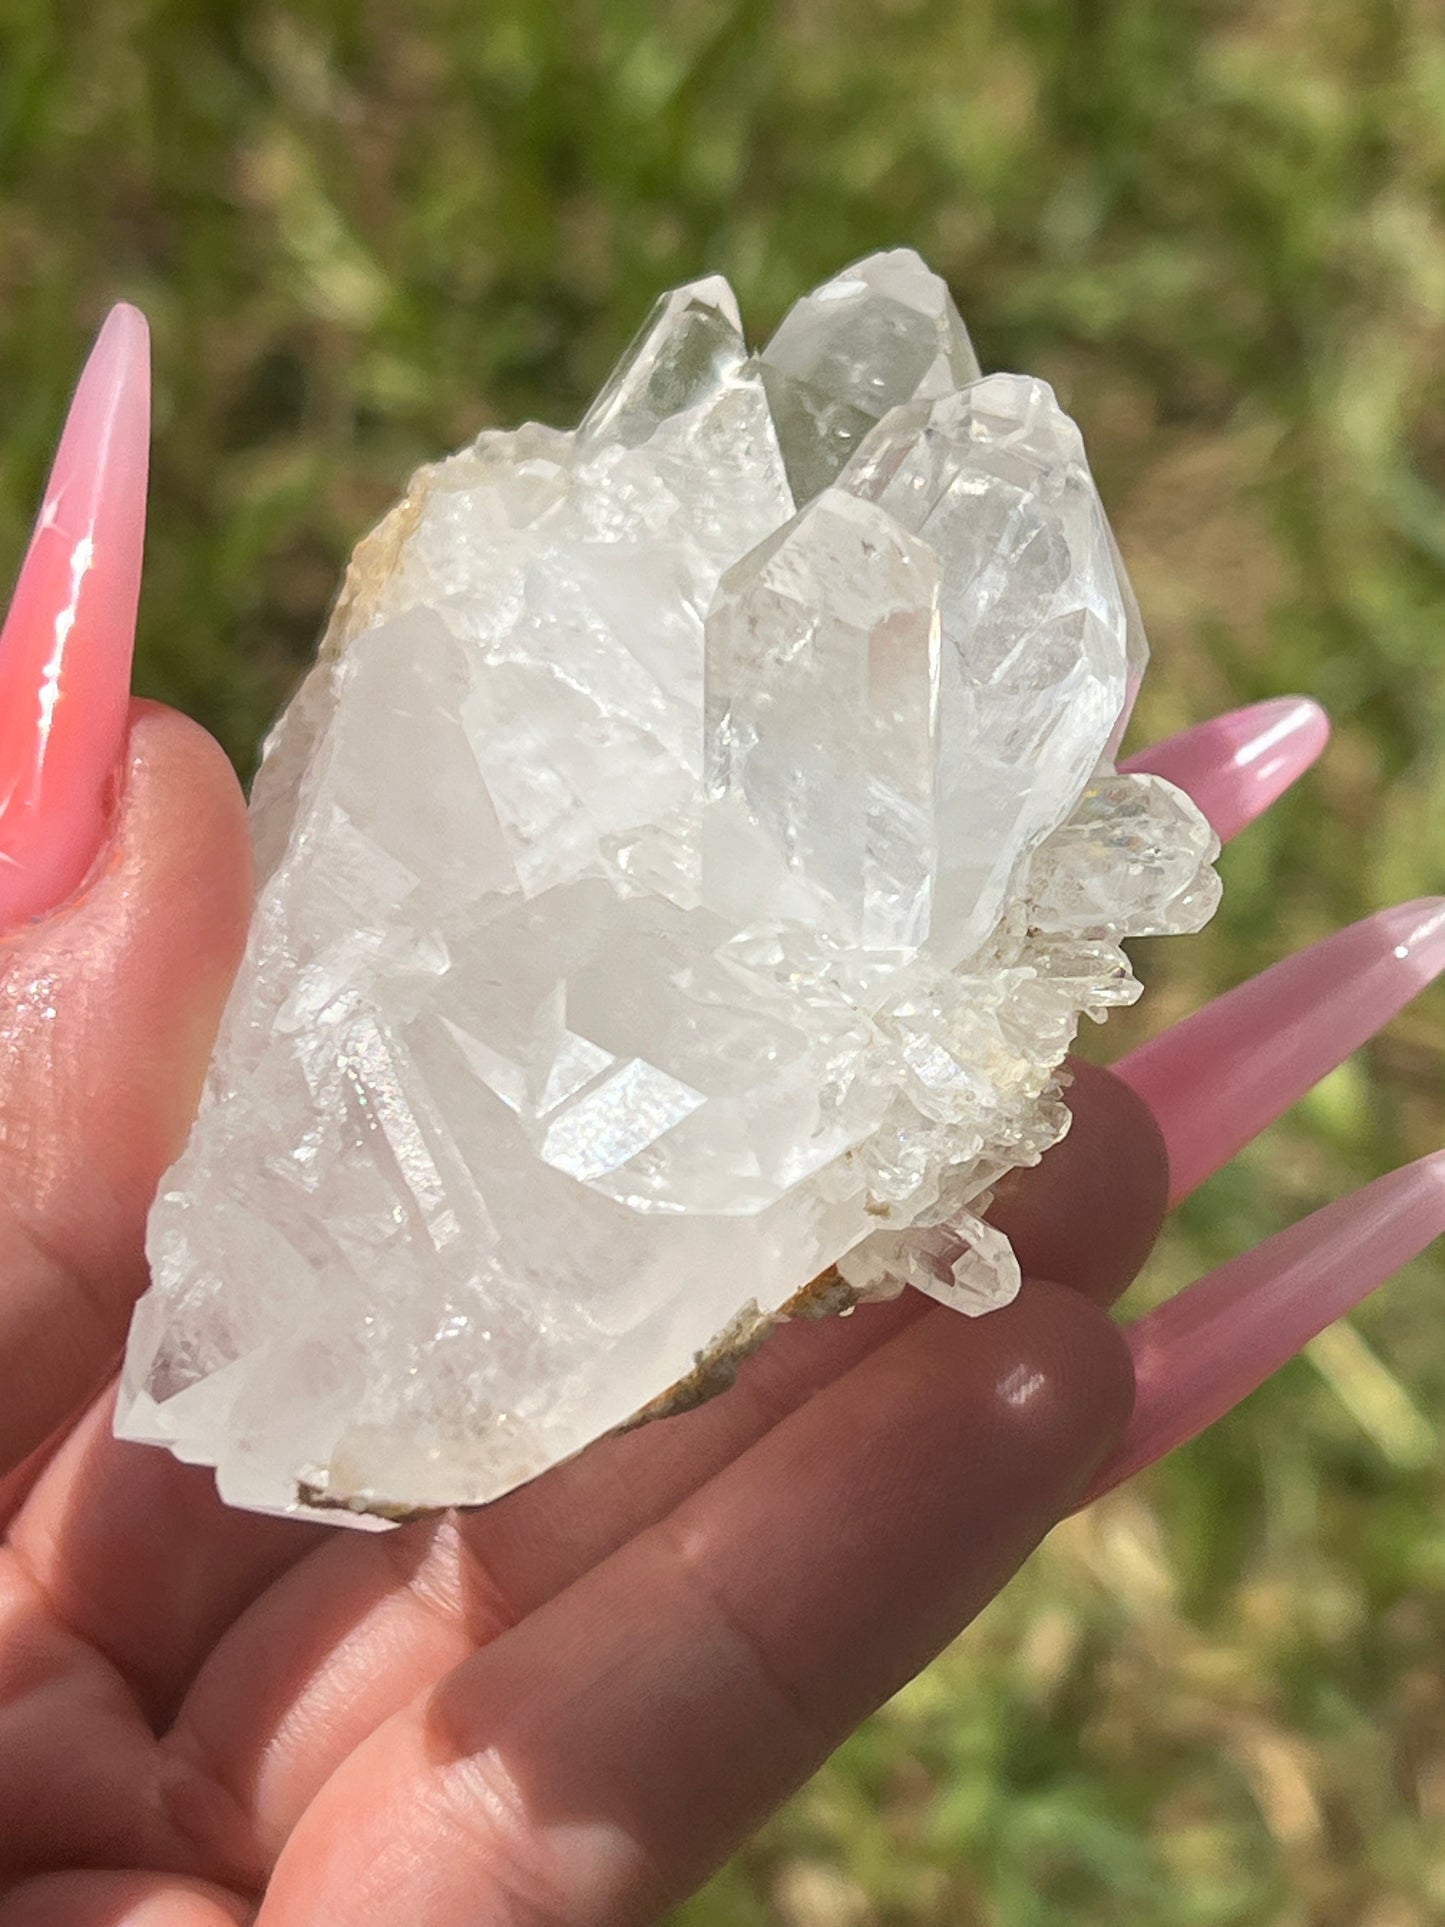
[0,700,251,1474]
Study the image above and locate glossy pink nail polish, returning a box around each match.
[1118,899,1445,1204]
[1124,695,1330,843]
[1081,1151,1445,1506]
[0,305,150,927]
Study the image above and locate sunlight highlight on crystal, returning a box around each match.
[117,251,1220,1521]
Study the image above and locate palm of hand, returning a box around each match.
[0,706,1162,1926]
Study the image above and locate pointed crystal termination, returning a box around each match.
[1027,772,1223,939]
[758,247,981,504]
[116,255,1221,1526]
[837,373,1140,963]
[703,489,943,951]
[579,275,746,448]
[837,1208,1023,1318]
[1105,523,1150,756]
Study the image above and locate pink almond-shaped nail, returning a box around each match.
[1123,695,1330,844]
[1081,1151,1445,1506]
[0,304,150,927]
[1117,898,1445,1204]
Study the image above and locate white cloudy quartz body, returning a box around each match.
[117,250,1220,1522]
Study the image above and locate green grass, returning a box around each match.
[3,1,1444,1918]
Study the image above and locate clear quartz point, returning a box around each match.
[836,1208,1022,1317]
[758,247,981,503]
[579,275,746,448]
[1026,771,1223,938]
[1106,524,1150,755]
[839,373,1144,963]
[703,488,944,951]
[117,256,1220,1524]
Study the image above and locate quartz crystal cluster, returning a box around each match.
[117,251,1221,1521]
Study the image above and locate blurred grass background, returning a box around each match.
[3,0,1444,1918]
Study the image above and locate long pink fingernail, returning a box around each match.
[1118,899,1445,1204]
[1124,696,1330,843]
[1081,1152,1445,1506]
[0,305,150,927]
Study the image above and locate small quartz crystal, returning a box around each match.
[117,250,1220,1522]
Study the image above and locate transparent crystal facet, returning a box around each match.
[117,255,1220,1523]
[759,247,981,503]
[578,275,746,449]
[838,373,1140,962]
[1026,771,1224,938]
[703,488,943,952]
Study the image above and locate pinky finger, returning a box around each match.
[0,1873,251,1927]
[1082,1151,1445,1506]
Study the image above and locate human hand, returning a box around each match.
[1,315,1440,1927]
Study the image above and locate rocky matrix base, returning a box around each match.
[117,251,1220,1523]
